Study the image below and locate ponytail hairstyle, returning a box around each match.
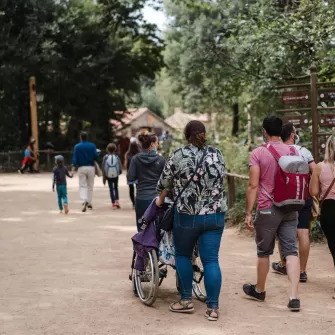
[106,143,117,154]
[127,141,140,156]
[138,132,158,150]
[184,120,207,149]
[324,134,335,172]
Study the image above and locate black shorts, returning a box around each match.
[297,198,313,230]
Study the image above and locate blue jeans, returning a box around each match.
[135,199,153,231]
[173,211,225,309]
[107,178,119,203]
[56,185,68,210]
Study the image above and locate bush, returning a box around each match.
[218,137,250,175]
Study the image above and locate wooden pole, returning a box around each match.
[246,102,254,150]
[227,171,236,209]
[29,76,39,168]
[310,64,319,163]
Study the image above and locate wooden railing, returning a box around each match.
[225,171,249,209]
[0,150,73,172]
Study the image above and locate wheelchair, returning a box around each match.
[130,201,207,307]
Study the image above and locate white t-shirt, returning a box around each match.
[290,144,314,164]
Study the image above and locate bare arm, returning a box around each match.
[52,170,56,191]
[66,168,73,178]
[124,153,128,170]
[156,190,169,206]
[309,161,316,175]
[310,163,321,197]
[245,165,260,230]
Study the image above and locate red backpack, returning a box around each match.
[262,144,309,212]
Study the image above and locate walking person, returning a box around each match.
[102,143,122,209]
[243,116,302,312]
[18,137,37,174]
[72,131,99,212]
[272,123,316,282]
[127,132,165,231]
[124,139,140,209]
[156,120,227,321]
[52,155,73,214]
[310,135,335,272]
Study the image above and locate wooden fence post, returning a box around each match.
[47,149,51,169]
[227,171,236,209]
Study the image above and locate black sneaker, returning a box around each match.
[82,201,88,212]
[243,283,266,302]
[87,204,93,210]
[159,268,168,279]
[288,298,300,312]
[272,261,287,275]
[300,272,307,283]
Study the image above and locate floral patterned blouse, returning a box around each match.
[157,144,227,215]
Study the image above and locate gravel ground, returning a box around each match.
[0,174,334,335]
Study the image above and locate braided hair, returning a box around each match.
[184,120,207,149]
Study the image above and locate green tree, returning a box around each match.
[0,0,164,151]
[162,0,335,138]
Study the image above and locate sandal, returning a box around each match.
[169,300,194,313]
[205,309,219,321]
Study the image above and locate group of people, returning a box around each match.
[37,116,335,321]
[244,116,335,312]
[131,117,335,320]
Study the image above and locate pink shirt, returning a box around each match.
[250,141,294,210]
[319,162,335,200]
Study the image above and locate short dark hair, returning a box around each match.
[184,120,206,149]
[80,131,88,141]
[263,116,283,137]
[107,143,116,154]
[281,123,294,142]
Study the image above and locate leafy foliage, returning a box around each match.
[162,0,335,135]
[0,0,164,150]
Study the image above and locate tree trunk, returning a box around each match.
[51,109,62,148]
[246,102,254,150]
[232,103,239,137]
[66,117,82,149]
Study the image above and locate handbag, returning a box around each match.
[317,177,335,220]
[160,147,208,231]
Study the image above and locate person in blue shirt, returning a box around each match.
[72,131,99,212]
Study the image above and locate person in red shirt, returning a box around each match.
[243,116,301,312]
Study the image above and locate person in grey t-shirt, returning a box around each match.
[127,132,165,231]
[53,155,73,214]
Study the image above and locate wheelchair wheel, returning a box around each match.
[134,250,159,306]
[192,257,207,303]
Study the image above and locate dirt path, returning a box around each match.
[0,174,334,335]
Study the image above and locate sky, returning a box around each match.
[143,4,167,31]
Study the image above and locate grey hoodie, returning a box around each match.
[127,151,166,200]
